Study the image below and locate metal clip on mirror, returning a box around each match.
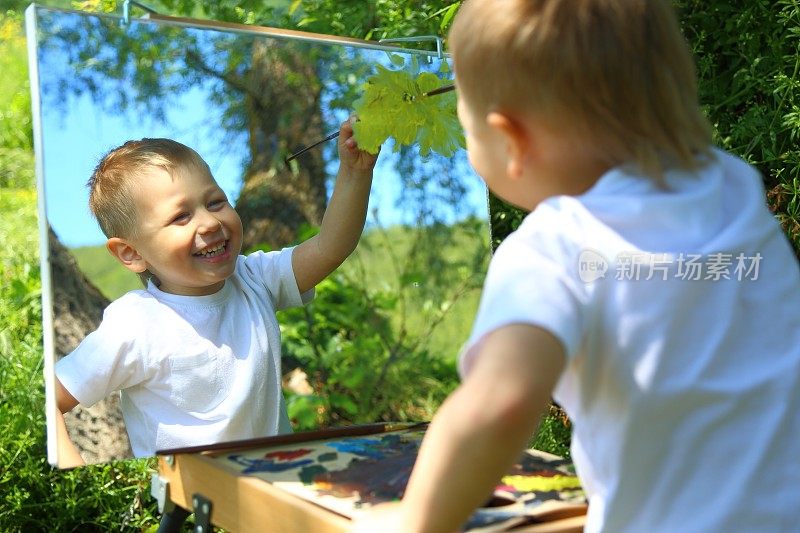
[122,0,159,26]
[378,35,445,59]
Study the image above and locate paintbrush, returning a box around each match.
[285,83,456,164]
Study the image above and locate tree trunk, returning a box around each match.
[236,39,329,250]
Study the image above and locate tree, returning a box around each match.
[48,227,134,462]
[677,0,800,255]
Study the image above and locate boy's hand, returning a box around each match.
[353,325,565,532]
[338,117,379,172]
[55,377,85,468]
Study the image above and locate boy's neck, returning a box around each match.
[557,155,610,196]
[520,128,612,210]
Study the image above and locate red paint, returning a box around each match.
[264,448,313,461]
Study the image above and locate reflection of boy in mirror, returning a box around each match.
[55,120,378,467]
[355,0,800,531]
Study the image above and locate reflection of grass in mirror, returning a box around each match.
[343,219,489,363]
[278,218,489,430]
[70,245,141,300]
[0,190,159,530]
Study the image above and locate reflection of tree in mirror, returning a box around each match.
[48,227,134,461]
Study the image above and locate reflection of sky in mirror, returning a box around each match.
[37,9,487,248]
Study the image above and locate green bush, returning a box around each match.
[279,267,573,455]
[0,147,34,189]
[680,0,799,253]
[0,14,35,189]
[280,274,461,430]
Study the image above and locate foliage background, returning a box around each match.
[2,0,799,530]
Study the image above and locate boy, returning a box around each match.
[55,120,378,467]
[355,0,800,531]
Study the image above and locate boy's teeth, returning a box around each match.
[196,242,225,257]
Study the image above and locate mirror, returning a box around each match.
[28,5,490,467]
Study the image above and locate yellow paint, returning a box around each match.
[500,475,582,492]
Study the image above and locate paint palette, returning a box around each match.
[217,423,586,531]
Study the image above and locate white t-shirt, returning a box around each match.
[461,149,800,532]
[56,248,313,457]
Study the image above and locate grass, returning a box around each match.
[342,219,490,363]
[70,244,142,300]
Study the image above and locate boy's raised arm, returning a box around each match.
[292,119,378,294]
[352,324,566,533]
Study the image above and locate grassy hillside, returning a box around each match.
[70,244,141,300]
[342,219,490,363]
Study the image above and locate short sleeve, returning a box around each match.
[459,225,587,378]
[55,303,151,407]
[239,247,314,310]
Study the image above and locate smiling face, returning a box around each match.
[121,163,243,296]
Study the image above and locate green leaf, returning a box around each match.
[288,0,302,16]
[387,53,405,67]
[330,393,359,415]
[352,64,463,157]
[341,367,365,389]
[286,394,325,429]
[439,3,461,33]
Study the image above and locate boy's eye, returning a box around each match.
[208,199,227,210]
[170,213,189,224]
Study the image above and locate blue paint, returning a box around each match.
[326,438,389,459]
[228,454,314,475]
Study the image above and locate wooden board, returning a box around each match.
[156,423,586,532]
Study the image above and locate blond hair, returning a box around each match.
[449,0,712,177]
[88,138,210,285]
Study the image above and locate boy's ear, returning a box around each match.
[486,111,531,179]
[106,237,148,273]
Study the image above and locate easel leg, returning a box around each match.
[157,505,191,533]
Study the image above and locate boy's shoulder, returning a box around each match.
[237,247,295,284]
[102,288,166,323]
[505,195,596,256]
[109,287,157,304]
